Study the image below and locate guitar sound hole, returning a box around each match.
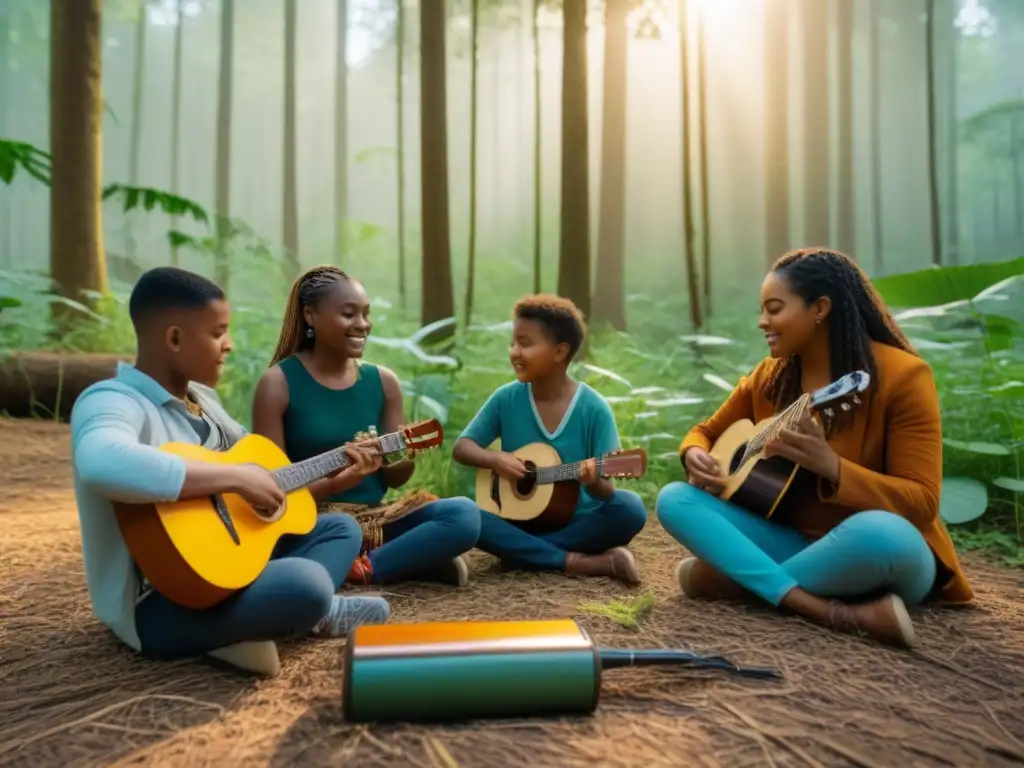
[728,444,749,474]
[515,461,538,496]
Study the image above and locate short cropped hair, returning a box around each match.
[128,267,225,328]
[513,294,587,360]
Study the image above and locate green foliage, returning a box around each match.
[875,257,1023,537]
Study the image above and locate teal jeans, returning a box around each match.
[655,482,937,606]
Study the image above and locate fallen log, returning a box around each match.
[0,351,133,422]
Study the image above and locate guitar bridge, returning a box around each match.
[211,494,241,545]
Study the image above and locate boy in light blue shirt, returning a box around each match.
[452,295,647,584]
[70,267,389,675]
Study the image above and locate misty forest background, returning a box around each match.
[0,0,1022,564]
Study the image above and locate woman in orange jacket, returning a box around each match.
[656,248,973,649]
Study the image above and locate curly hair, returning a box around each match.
[268,265,351,367]
[513,294,588,361]
[761,247,917,436]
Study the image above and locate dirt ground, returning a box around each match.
[1,418,1022,768]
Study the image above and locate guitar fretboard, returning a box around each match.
[271,432,405,493]
[531,456,604,485]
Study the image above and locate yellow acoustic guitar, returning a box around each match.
[113,419,443,610]
[708,371,869,518]
[474,441,648,529]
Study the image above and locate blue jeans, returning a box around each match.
[367,496,481,583]
[655,482,937,606]
[476,489,648,570]
[136,512,361,658]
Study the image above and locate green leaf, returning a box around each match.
[992,477,1024,493]
[940,476,989,525]
[943,438,1012,456]
[0,296,22,310]
[872,256,1024,309]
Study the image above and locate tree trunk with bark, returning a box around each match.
[763,0,790,268]
[282,0,300,280]
[418,0,455,335]
[0,352,132,421]
[531,0,542,293]
[335,0,348,264]
[835,0,855,258]
[49,0,109,328]
[680,1,702,331]
[214,0,235,288]
[924,0,942,265]
[592,0,628,331]
[464,0,480,328]
[801,0,829,246]
[395,0,407,308]
[126,3,146,264]
[169,0,185,266]
[869,0,884,273]
[557,0,591,319]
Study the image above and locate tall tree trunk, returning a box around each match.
[924,0,942,265]
[214,0,235,289]
[50,0,109,326]
[1012,112,1023,235]
[680,0,702,330]
[557,0,591,319]
[764,0,790,269]
[335,0,348,263]
[491,19,501,250]
[419,0,455,333]
[801,0,829,245]
[869,0,884,274]
[592,0,628,330]
[531,0,542,292]
[395,0,406,308]
[696,4,711,320]
[282,0,300,280]
[946,4,960,263]
[464,0,479,327]
[835,0,855,258]
[0,7,10,269]
[169,0,185,267]
[126,2,146,264]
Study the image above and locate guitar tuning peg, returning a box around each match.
[852,396,861,405]
[824,407,834,418]
[840,402,851,412]
[368,425,379,438]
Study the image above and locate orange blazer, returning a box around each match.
[679,341,973,604]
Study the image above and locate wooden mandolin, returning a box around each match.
[474,441,648,529]
[114,419,443,610]
[707,371,870,519]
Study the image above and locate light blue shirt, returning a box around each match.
[69,363,246,651]
[458,380,621,516]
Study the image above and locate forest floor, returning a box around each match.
[1,418,1023,768]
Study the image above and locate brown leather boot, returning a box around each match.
[675,557,747,601]
[825,593,916,649]
[564,547,641,586]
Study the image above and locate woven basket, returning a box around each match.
[318,489,439,553]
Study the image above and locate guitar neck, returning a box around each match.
[533,456,603,485]
[272,430,405,493]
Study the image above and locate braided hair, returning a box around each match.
[269,265,351,367]
[761,248,917,436]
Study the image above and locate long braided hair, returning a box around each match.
[761,248,917,436]
[269,265,351,367]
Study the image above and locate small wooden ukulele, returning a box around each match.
[114,419,443,610]
[707,371,870,519]
[475,441,648,529]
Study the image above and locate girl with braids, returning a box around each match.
[252,266,481,588]
[656,248,973,649]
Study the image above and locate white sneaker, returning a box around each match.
[206,640,281,676]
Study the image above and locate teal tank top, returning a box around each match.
[278,355,389,506]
